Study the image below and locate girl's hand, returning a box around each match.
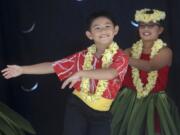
[61,72,81,89]
[124,48,131,56]
[1,65,23,79]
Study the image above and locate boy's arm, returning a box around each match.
[61,52,129,89]
[78,68,118,80]
[61,68,118,89]
[1,62,54,79]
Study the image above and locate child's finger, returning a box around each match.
[1,68,10,73]
[7,65,15,67]
[2,72,11,77]
[69,80,77,88]
[4,73,13,79]
[61,79,70,89]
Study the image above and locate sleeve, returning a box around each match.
[52,52,80,81]
[110,50,129,81]
[103,50,129,99]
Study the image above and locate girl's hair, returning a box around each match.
[86,11,118,30]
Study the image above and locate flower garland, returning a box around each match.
[135,8,166,23]
[131,39,166,98]
[80,42,119,102]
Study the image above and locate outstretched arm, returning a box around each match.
[129,47,172,71]
[1,62,54,79]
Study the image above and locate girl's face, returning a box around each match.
[86,17,119,49]
[138,22,164,42]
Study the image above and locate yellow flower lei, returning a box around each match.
[131,39,166,98]
[135,8,166,23]
[80,42,119,102]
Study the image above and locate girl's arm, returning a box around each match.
[129,47,172,71]
[124,48,131,56]
[1,62,54,79]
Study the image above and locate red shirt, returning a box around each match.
[53,49,128,99]
[123,53,170,92]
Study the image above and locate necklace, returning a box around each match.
[131,39,166,98]
[80,42,119,102]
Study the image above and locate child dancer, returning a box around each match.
[2,11,128,135]
[111,8,180,135]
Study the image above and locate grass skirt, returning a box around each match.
[110,88,180,135]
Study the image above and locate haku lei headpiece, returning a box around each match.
[135,8,166,23]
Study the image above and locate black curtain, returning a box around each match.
[0,0,180,135]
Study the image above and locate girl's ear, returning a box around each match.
[86,31,93,40]
[159,26,164,35]
[114,25,119,35]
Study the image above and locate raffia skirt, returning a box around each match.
[0,102,35,134]
[110,87,180,135]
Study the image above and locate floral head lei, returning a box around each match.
[131,39,167,98]
[135,8,166,23]
[80,42,119,102]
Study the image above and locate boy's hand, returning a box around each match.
[1,65,23,79]
[61,72,82,89]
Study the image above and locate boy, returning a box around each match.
[2,11,128,135]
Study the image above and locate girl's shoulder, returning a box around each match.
[159,46,172,55]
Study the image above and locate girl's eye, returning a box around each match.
[139,24,158,29]
[106,25,111,27]
[139,24,146,28]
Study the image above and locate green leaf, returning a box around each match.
[146,98,155,135]
[127,95,152,135]
[0,116,18,135]
[157,94,178,135]
[0,102,36,134]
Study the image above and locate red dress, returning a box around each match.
[123,53,170,93]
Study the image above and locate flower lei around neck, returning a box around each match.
[80,42,119,102]
[131,39,166,99]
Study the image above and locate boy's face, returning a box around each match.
[86,17,119,48]
[138,22,164,41]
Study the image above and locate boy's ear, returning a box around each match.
[114,25,119,35]
[85,31,93,40]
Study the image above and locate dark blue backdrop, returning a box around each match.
[0,0,179,135]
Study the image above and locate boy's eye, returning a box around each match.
[93,25,112,30]
[95,27,101,30]
[93,26,101,30]
[105,25,112,28]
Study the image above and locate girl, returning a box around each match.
[111,8,180,135]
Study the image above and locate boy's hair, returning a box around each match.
[86,11,118,30]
